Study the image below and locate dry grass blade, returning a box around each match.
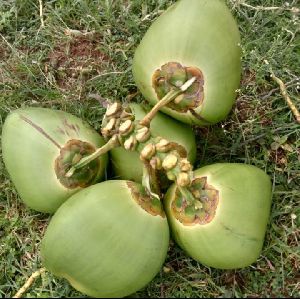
[13,268,46,298]
[38,0,45,27]
[271,72,300,124]
[231,0,299,12]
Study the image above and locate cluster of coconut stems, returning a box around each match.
[67,76,198,202]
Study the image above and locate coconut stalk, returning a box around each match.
[68,78,197,200]
[109,103,196,185]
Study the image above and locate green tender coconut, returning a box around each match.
[41,180,169,298]
[133,0,241,125]
[164,163,272,269]
[2,107,108,213]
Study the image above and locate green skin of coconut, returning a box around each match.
[41,180,169,298]
[110,103,196,182]
[133,0,241,125]
[2,108,108,213]
[164,163,272,269]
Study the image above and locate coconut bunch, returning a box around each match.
[2,1,272,298]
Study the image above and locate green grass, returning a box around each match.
[0,0,299,297]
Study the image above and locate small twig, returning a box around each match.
[0,33,13,52]
[13,268,46,298]
[64,28,96,37]
[126,91,139,101]
[228,124,299,152]
[234,1,297,11]
[264,60,300,123]
[87,71,127,82]
[57,66,94,73]
[240,3,282,11]
[38,0,45,27]
[271,74,300,124]
[87,93,111,108]
[261,87,280,100]
[261,78,299,100]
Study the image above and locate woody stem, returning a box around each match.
[66,136,119,178]
[139,77,196,127]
